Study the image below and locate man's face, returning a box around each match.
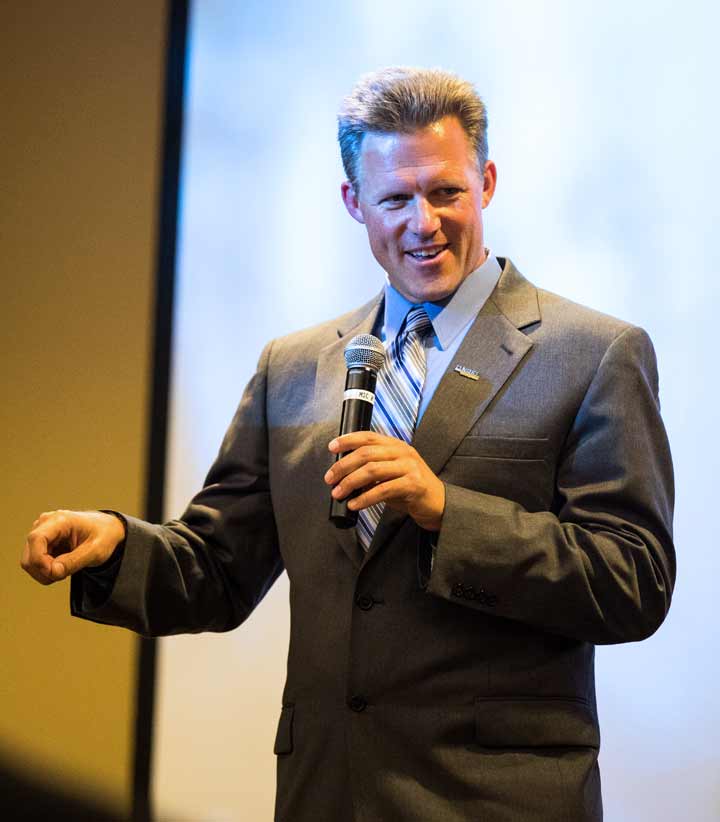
[341,115,496,303]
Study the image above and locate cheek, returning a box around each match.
[367,218,401,252]
[458,211,484,240]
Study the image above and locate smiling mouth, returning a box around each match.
[405,244,449,261]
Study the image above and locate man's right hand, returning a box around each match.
[21,510,125,585]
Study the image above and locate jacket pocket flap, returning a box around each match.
[454,436,549,461]
[273,704,295,755]
[475,697,599,748]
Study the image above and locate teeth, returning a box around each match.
[409,247,445,258]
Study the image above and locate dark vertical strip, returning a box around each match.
[132,2,190,821]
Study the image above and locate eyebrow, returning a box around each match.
[374,179,465,200]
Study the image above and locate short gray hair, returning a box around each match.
[338,66,488,190]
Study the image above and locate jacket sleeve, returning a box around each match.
[425,325,675,645]
[71,341,284,637]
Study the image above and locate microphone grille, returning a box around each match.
[344,334,386,371]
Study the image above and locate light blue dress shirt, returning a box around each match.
[377,253,502,422]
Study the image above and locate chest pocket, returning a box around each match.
[442,436,554,512]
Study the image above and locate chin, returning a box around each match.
[408,278,459,304]
[388,265,464,304]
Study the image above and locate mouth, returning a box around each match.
[405,244,449,262]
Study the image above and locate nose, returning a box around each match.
[408,197,441,237]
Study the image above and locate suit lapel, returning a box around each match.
[314,293,384,568]
[413,297,535,475]
[365,259,540,562]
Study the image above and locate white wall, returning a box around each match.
[156,1,720,819]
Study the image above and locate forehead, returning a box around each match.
[357,116,478,190]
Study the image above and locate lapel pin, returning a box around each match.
[454,364,480,381]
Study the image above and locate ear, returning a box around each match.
[481,161,497,209]
[341,181,366,224]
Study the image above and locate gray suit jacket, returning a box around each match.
[73,259,675,821]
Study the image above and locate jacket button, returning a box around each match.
[348,695,367,712]
[356,594,374,611]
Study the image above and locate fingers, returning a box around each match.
[325,434,421,500]
[325,443,403,486]
[325,433,445,531]
[346,476,414,511]
[21,510,73,585]
[20,509,120,585]
[330,458,409,501]
[329,431,389,455]
[22,530,54,585]
[50,542,97,580]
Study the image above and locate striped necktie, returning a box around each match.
[357,305,433,551]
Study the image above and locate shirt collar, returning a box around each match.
[382,252,502,349]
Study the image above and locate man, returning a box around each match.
[22,67,675,821]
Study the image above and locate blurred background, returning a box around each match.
[2,2,166,820]
[3,1,718,820]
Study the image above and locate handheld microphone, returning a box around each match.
[329,333,385,528]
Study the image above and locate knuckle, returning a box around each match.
[53,511,71,533]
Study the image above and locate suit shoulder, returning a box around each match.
[530,287,659,394]
[496,258,647,349]
[536,287,635,340]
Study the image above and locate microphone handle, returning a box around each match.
[329,366,378,528]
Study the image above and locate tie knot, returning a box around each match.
[402,306,432,340]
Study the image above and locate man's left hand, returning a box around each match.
[325,432,445,531]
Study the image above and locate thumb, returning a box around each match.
[50,542,95,580]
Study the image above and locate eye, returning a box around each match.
[379,193,411,207]
[435,187,463,198]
